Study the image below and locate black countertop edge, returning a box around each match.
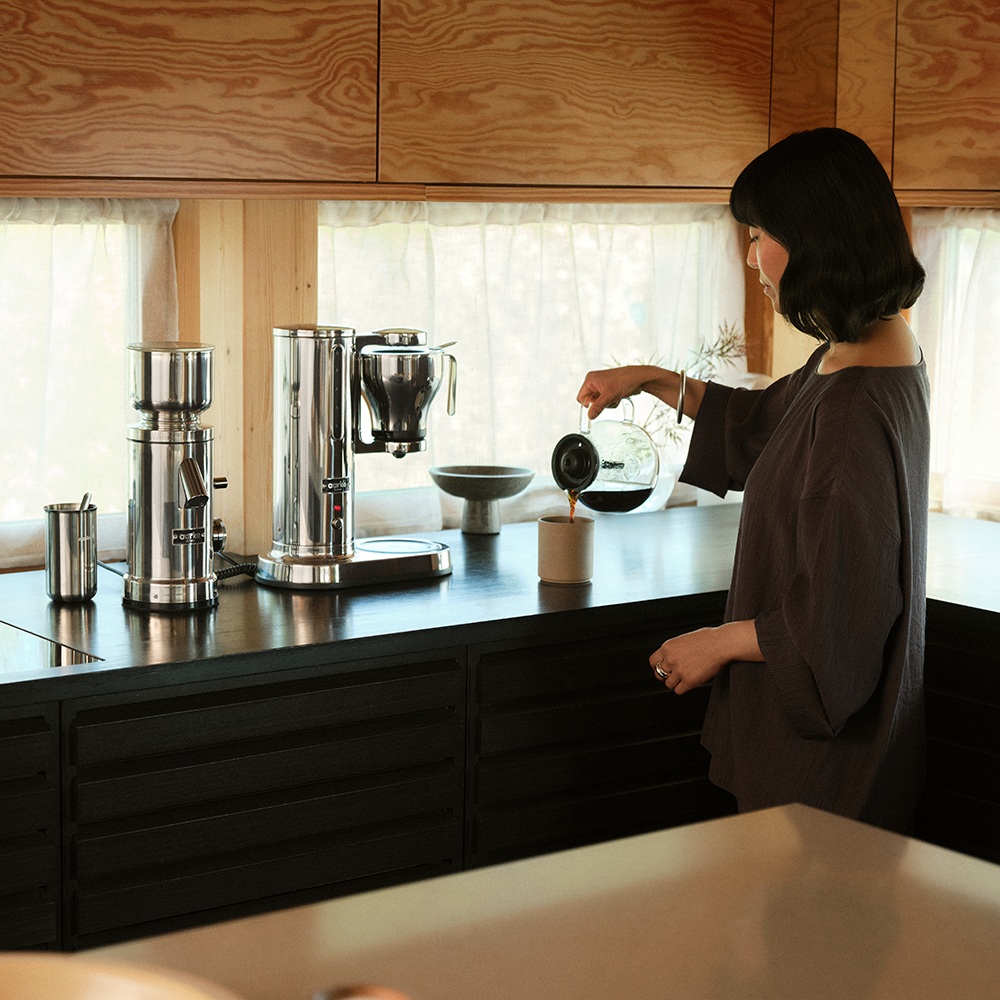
[0,505,997,708]
[0,591,734,708]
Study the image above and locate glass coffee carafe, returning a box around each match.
[551,398,659,512]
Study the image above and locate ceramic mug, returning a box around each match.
[537,515,594,585]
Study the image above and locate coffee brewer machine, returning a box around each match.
[123,343,228,610]
[255,326,457,589]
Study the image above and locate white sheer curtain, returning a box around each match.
[318,201,746,505]
[911,208,1000,522]
[0,198,179,567]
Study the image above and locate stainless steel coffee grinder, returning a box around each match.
[123,342,228,610]
[256,326,456,589]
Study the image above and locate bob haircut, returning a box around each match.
[729,128,925,344]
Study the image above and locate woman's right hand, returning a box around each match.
[577,365,663,420]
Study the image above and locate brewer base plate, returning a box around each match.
[255,537,452,589]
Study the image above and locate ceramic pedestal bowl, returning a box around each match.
[430,465,535,534]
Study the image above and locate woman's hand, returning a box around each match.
[577,364,704,421]
[650,620,763,695]
[577,365,664,420]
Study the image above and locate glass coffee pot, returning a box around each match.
[551,398,659,512]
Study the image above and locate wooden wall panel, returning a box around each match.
[835,0,897,175]
[0,1,378,182]
[894,1,1000,191]
[379,0,773,187]
[242,201,318,558]
[198,202,247,555]
[770,0,839,143]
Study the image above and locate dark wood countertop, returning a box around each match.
[1,505,997,706]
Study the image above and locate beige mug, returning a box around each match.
[537,515,594,585]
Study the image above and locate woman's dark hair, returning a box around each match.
[729,128,925,343]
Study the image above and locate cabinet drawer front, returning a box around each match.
[76,762,460,876]
[475,731,711,806]
[0,837,58,895]
[0,706,60,950]
[925,691,1000,756]
[474,776,732,864]
[76,817,461,938]
[65,655,467,947]
[478,687,709,755]
[0,777,57,837]
[73,662,464,763]
[476,624,718,705]
[0,890,57,950]
[77,709,462,822]
[0,717,56,780]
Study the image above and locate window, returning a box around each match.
[911,208,1000,522]
[318,201,748,503]
[0,198,179,568]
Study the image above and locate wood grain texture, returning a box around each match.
[0,0,378,181]
[894,0,1000,191]
[379,0,773,187]
[201,201,247,554]
[242,200,318,557]
[770,0,839,142]
[836,0,897,175]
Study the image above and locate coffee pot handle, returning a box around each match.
[444,353,457,416]
[578,395,634,432]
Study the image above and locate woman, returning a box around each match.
[577,128,929,833]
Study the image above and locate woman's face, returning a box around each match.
[747,228,789,311]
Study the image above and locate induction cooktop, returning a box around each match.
[0,620,102,672]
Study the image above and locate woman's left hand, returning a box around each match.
[650,621,763,695]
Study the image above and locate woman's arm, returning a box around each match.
[648,620,763,696]
[577,365,707,422]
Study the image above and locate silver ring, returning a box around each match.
[654,664,669,680]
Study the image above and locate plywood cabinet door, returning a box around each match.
[379,0,773,187]
[894,1,1000,191]
[0,1,378,182]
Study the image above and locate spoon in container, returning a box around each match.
[80,491,91,511]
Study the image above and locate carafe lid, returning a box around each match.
[551,433,600,492]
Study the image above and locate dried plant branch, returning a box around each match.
[608,321,746,449]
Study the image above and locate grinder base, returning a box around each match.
[122,575,219,611]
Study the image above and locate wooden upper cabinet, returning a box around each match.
[893,1,1000,191]
[378,0,773,187]
[0,1,378,182]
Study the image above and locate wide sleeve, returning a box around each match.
[680,369,808,498]
[754,492,904,738]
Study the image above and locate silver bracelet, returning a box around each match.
[676,369,687,424]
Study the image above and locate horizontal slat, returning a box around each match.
[0,775,57,837]
[73,662,463,763]
[475,731,711,806]
[925,643,1000,703]
[76,710,462,822]
[0,835,58,895]
[0,890,57,950]
[915,788,1000,866]
[76,815,462,936]
[478,686,710,755]
[477,624,719,706]
[0,716,56,780]
[473,776,733,864]
[925,739,1000,806]
[925,691,1000,755]
[76,763,461,876]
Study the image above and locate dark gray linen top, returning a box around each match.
[680,345,930,832]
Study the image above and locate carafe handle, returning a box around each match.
[578,395,634,432]
[444,353,457,416]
